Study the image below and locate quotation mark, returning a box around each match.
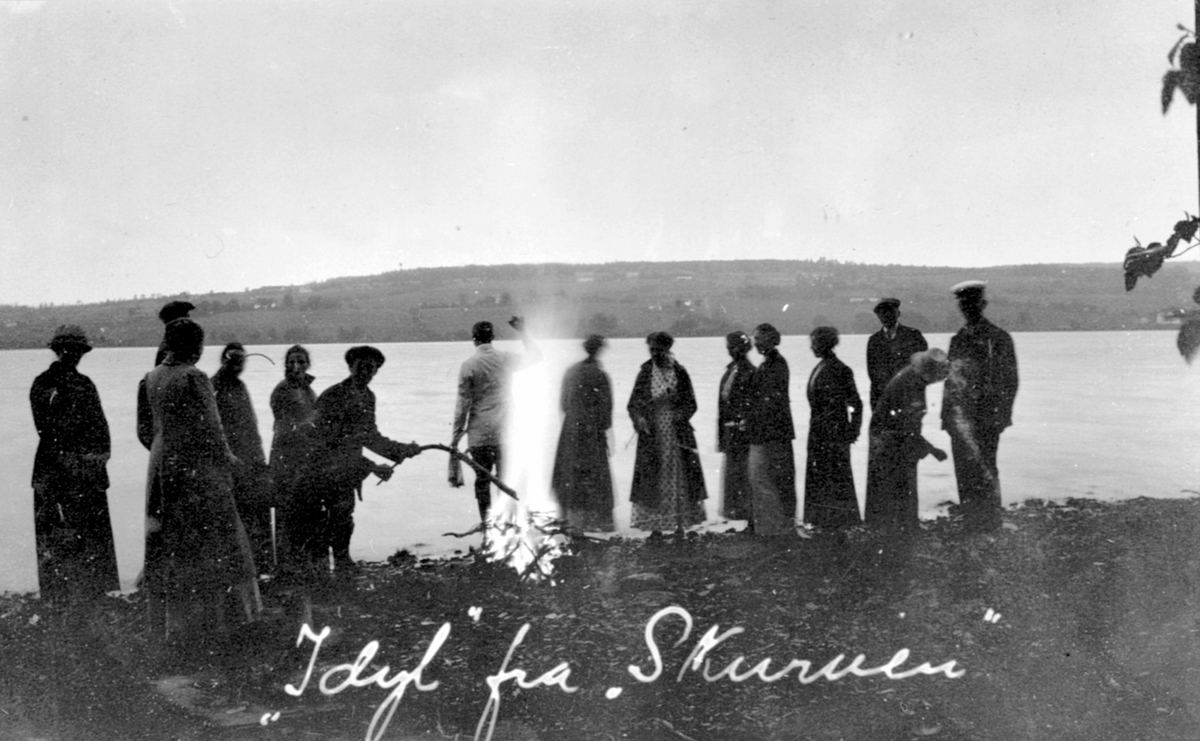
[259,711,281,726]
[983,608,1002,624]
[468,606,483,622]
[605,687,623,700]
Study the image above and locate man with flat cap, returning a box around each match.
[866,298,927,410]
[450,317,541,522]
[941,280,1018,533]
[298,345,421,577]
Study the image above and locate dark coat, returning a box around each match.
[745,349,794,445]
[717,355,756,453]
[866,366,937,527]
[627,359,707,508]
[941,317,1019,433]
[269,373,317,495]
[310,378,409,499]
[803,354,863,528]
[552,358,615,524]
[30,360,119,598]
[866,324,928,409]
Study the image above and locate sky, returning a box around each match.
[2,0,1198,307]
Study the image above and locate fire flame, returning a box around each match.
[481,508,571,583]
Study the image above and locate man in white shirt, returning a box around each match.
[450,316,541,521]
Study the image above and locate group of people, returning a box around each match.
[540,280,1019,540]
[27,279,1018,649]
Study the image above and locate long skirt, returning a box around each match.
[719,446,752,521]
[803,437,860,529]
[747,441,797,536]
[33,479,120,602]
[864,431,921,529]
[631,409,704,532]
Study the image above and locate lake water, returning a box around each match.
[2,331,1198,594]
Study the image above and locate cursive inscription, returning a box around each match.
[629,606,966,685]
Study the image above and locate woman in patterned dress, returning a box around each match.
[627,331,707,535]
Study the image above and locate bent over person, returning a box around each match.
[941,281,1018,533]
[29,325,120,602]
[299,346,420,576]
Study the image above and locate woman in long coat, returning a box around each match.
[29,325,120,601]
[143,318,260,646]
[717,331,756,523]
[552,335,615,532]
[628,331,707,535]
[269,344,317,571]
[802,327,864,530]
[865,349,949,530]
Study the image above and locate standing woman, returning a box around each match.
[717,331,756,524]
[627,331,707,536]
[552,334,615,532]
[29,325,120,602]
[143,318,260,649]
[269,344,317,571]
[865,349,950,530]
[802,327,864,530]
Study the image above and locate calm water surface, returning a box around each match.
[2,331,1197,593]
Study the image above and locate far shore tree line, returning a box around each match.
[1,258,1193,351]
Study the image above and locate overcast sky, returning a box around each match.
[1,1,1197,306]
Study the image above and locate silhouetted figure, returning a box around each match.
[866,298,927,410]
[628,331,707,536]
[865,348,950,530]
[269,345,317,573]
[552,334,615,532]
[745,323,796,537]
[300,346,420,576]
[143,318,260,648]
[135,299,195,602]
[450,317,541,521]
[941,281,1019,533]
[802,327,863,530]
[211,342,272,571]
[717,331,755,524]
[29,325,119,602]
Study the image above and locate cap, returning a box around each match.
[874,297,901,313]
[950,280,988,298]
[48,324,93,353]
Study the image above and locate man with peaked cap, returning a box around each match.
[941,280,1019,533]
[866,297,928,410]
[299,345,421,577]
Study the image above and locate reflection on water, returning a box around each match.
[1,331,1197,593]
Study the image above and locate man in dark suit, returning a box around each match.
[941,281,1018,533]
[866,298,928,410]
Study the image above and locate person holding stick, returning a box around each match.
[297,346,420,577]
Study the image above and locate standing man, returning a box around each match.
[211,342,272,572]
[303,346,421,576]
[450,316,541,522]
[716,331,756,524]
[866,298,927,410]
[941,281,1018,533]
[744,323,797,537]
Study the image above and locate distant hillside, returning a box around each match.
[0,259,1193,350]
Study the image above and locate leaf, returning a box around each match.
[1174,215,1200,243]
[1163,70,1184,113]
[1123,242,1170,290]
[1177,316,1200,363]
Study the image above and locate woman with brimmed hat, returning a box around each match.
[29,325,119,602]
[864,348,950,531]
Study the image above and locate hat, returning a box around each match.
[950,280,987,298]
[48,324,92,353]
[911,348,950,382]
[874,297,901,313]
[158,300,195,323]
[345,345,386,367]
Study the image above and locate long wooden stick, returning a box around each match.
[378,443,519,500]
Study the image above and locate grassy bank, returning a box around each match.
[2,496,1199,740]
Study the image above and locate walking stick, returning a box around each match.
[376,443,519,501]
